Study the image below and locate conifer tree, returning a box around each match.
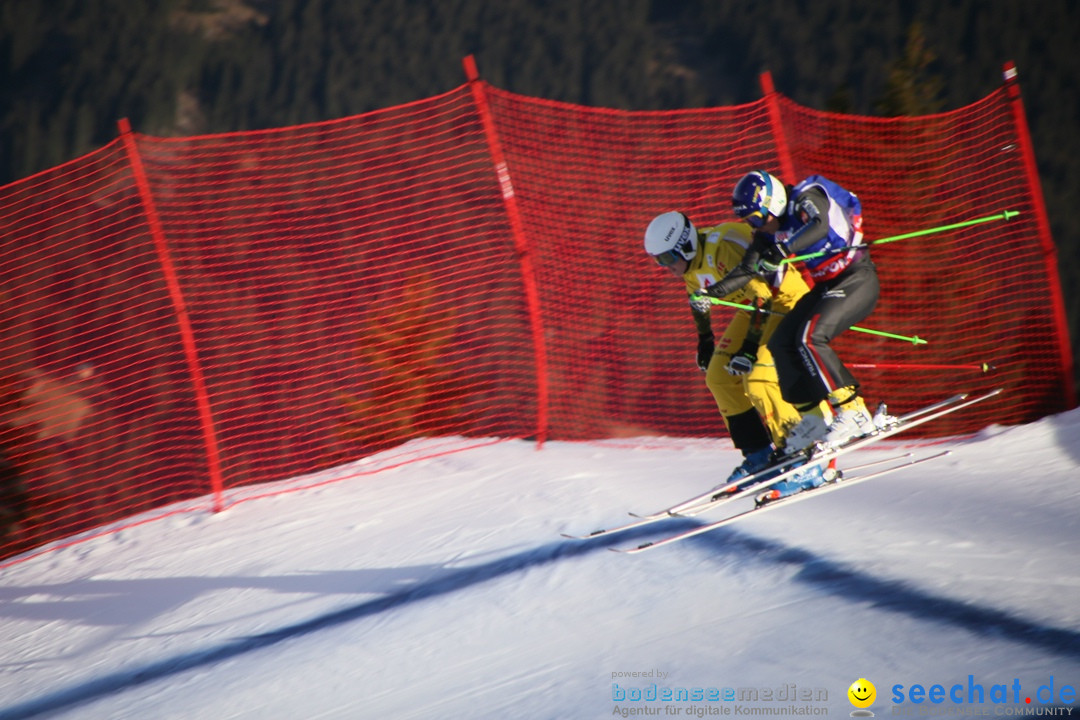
[874,23,946,117]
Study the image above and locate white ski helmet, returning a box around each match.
[732,170,787,227]
[644,211,697,267]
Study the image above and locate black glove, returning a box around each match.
[704,265,754,299]
[752,231,788,274]
[725,338,759,376]
[696,332,715,371]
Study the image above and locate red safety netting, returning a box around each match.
[1,64,1073,563]
[0,144,213,557]
[771,89,1068,425]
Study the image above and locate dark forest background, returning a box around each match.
[2,0,1077,388]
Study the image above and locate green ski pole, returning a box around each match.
[695,296,927,345]
[784,210,1020,264]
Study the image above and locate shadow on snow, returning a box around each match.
[3,520,1078,719]
[688,528,1080,659]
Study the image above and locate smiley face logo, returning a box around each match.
[848,678,876,708]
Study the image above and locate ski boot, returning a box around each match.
[711,446,778,500]
[822,395,874,447]
[754,461,839,507]
[787,389,878,454]
[783,411,829,454]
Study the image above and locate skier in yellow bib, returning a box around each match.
[643,211,824,491]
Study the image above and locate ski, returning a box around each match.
[649,388,997,518]
[558,454,906,540]
[664,391,969,515]
[560,511,675,540]
[561,388,999,541]
[612,450,952,554]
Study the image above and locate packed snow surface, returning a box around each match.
[2,407,1079,719]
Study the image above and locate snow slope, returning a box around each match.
[2,407,1079,719]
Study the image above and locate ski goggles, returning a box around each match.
[733,202,768,229]
[652,248,687,267]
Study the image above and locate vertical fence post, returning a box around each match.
[462,55,550,446]
[1002,63,1077,406]
[117,118,227,510]
[759,71,797,184]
